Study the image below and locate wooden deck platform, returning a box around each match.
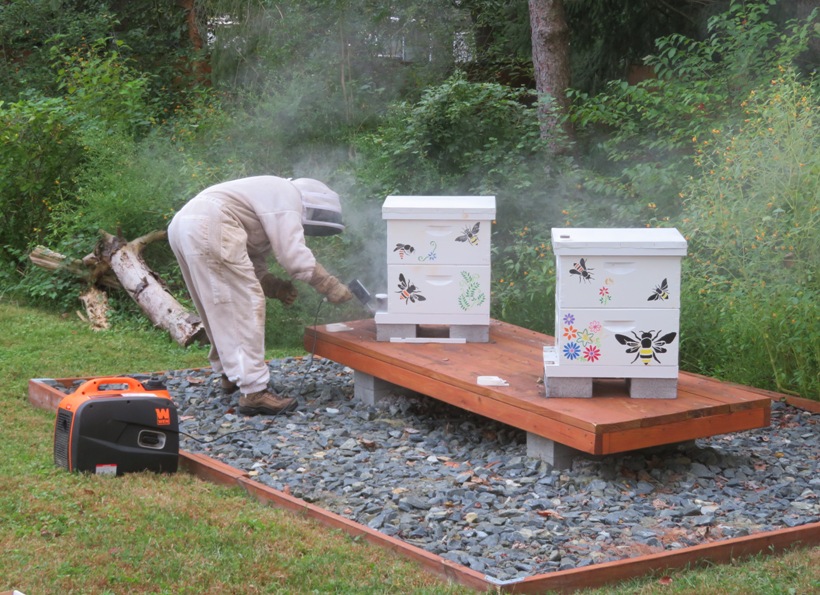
[304,319,771,464]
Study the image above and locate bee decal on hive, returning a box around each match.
[615,330,677,365]
[393,243,415,259]
[569,258,594,283]
[455,222,481,246]
[647,278,670,301]
[396,273,426,304]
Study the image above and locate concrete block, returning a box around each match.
[449,325,489,343]
[628,377,678,399]
[544,376,593,398]
[526,434,580,469]
[353,371,399,406]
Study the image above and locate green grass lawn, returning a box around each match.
[1,299,817,594]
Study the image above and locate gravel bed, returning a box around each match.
[48,357,819,582]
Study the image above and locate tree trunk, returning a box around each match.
[96,230,205,347]
[29,231,205,347]
[528,0,574,150]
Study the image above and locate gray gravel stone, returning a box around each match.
[46,358,819,582]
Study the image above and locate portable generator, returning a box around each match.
[53,376,179,475]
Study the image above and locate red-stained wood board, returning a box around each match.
[303,319,772,456]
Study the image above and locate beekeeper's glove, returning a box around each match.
[260,274,298,306]
[309,263,353,303]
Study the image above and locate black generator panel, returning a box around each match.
[54,377,179,475]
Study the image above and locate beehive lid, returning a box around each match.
[382,196,496,220]
[552,228,687,255]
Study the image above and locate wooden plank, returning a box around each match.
[179,451,249,486]
[601,407,771,454]
[506,522,820,594]
[28,377,77,411]
[304,319,773,455]
[314,339,599,452]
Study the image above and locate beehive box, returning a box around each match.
[543,227,687,398]
[375,195,496,342]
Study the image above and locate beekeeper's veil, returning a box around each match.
[290,178,344,236]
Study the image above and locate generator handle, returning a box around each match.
[74,376,147,396]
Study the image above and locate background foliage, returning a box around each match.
[0,0,817,398]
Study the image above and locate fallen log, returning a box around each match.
[29,231,205,347]
[29,245,120,289]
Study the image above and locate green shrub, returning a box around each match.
[52,38,155,136]
[0,95,85,261]
[567,0,817,224]
[679,68,819,398]
[355,73,553,196]
[491,224,556,335]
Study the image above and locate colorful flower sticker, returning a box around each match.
[563,313,575,325]
[583,344,601,362]
[563,325,578,340]
[562,342,581,360]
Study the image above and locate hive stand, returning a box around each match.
[306,319,771,470]
[353,369,582,467]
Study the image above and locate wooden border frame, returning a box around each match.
[28,377,819,593]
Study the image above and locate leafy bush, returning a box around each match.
[356,73,549,193]
[0,95,85,262]
[567,0,817,224]
[52,38,155,137]
[679,68,819,397]
[491,224,556,335]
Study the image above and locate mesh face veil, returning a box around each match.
[290,178,344,236]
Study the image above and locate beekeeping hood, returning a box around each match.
[291,178,344,236]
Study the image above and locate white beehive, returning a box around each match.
[543,227,687,398]
[375,195,496,342]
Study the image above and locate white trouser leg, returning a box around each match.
[168,201,270,394]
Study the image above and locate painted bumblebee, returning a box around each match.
[648,278,670,301]
[393,243,415,259]
[569,258,594,283]
[615,330,677,365]
[455,222,481,246]
[396,273,426,304]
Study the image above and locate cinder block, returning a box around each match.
[353,371,398,406]
[449,325,489,343]
[628,377,678,399]
[526,433,580,469]
[545,376,593,398]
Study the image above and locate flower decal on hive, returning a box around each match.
[561,313,603,363]
[417,241,438,262]
[563,342,581,360]
[583,344,601,363]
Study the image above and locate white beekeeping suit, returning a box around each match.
[168,175,352,415]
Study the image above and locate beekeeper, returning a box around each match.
[168,176,353,416]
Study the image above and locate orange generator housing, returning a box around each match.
[53,376,179,475]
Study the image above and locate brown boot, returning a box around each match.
[238,390,298,416]
[221,374,238,394]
